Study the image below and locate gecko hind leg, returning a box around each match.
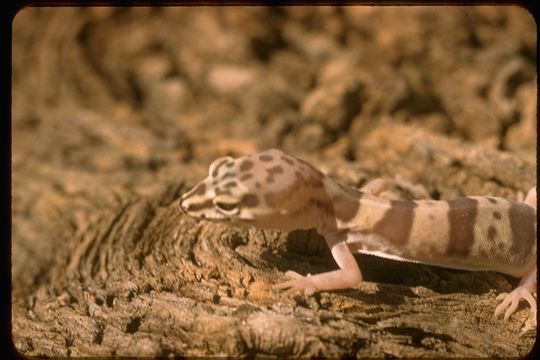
[524,186,536,208]
[493,187,537,333]
[360,178,388,196]
[494,267,537,333]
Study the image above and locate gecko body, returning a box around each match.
[179,149,537,328]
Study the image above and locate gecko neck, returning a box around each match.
[320,177,385,229]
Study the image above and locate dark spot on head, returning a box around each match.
[221,172,236,180]
[493,211,502,220]
[428,214,435,220]
[242,193,259,207]
[195,183,206,195]
[259,154,273,162]
[240,159,254,172]
[265,165,284,184]
[281,155,294,165]
[267,165,284,175]
[225,161,234,168]
[255,182,261,188]
[211,159,231,178]
[186,199,213,212]
[488,226,497,241]
[214,188,231,196]
[487,197,498,204]
[223,181,237,188]
[240,173,254,181]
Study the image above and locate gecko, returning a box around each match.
[179,148,537,329]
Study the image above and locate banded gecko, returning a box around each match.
[179,149,537,329]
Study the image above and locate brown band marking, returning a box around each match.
[446,197,478,256]
[372,200,417,246]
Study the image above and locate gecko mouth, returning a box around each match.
[179,199,254,224]
[179,201,231,222]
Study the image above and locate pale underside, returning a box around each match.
[353,248,496,272]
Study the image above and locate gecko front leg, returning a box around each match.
[274,231,363,296]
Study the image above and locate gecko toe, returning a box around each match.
[283,287,300,296]
[494,293,511,318]
[274,272,318,296]
[273,279,297,290]
[284,270,304,280]
[495,292,509,302]
[503,297,519,321]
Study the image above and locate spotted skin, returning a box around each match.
[179,148,536,330]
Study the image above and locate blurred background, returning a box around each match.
[12,6,536,356]
[13,7,536,168]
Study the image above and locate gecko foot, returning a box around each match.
[273,270,319,296]
[494,286,537,333]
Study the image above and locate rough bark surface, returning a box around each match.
[12,6,536,357]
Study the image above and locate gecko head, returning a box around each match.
[179,149,330,230]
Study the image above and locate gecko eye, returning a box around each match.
[213,195,240,215]
[215,202,237,211]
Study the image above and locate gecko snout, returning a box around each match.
[179,199,209,220]
[178,199,188,214]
